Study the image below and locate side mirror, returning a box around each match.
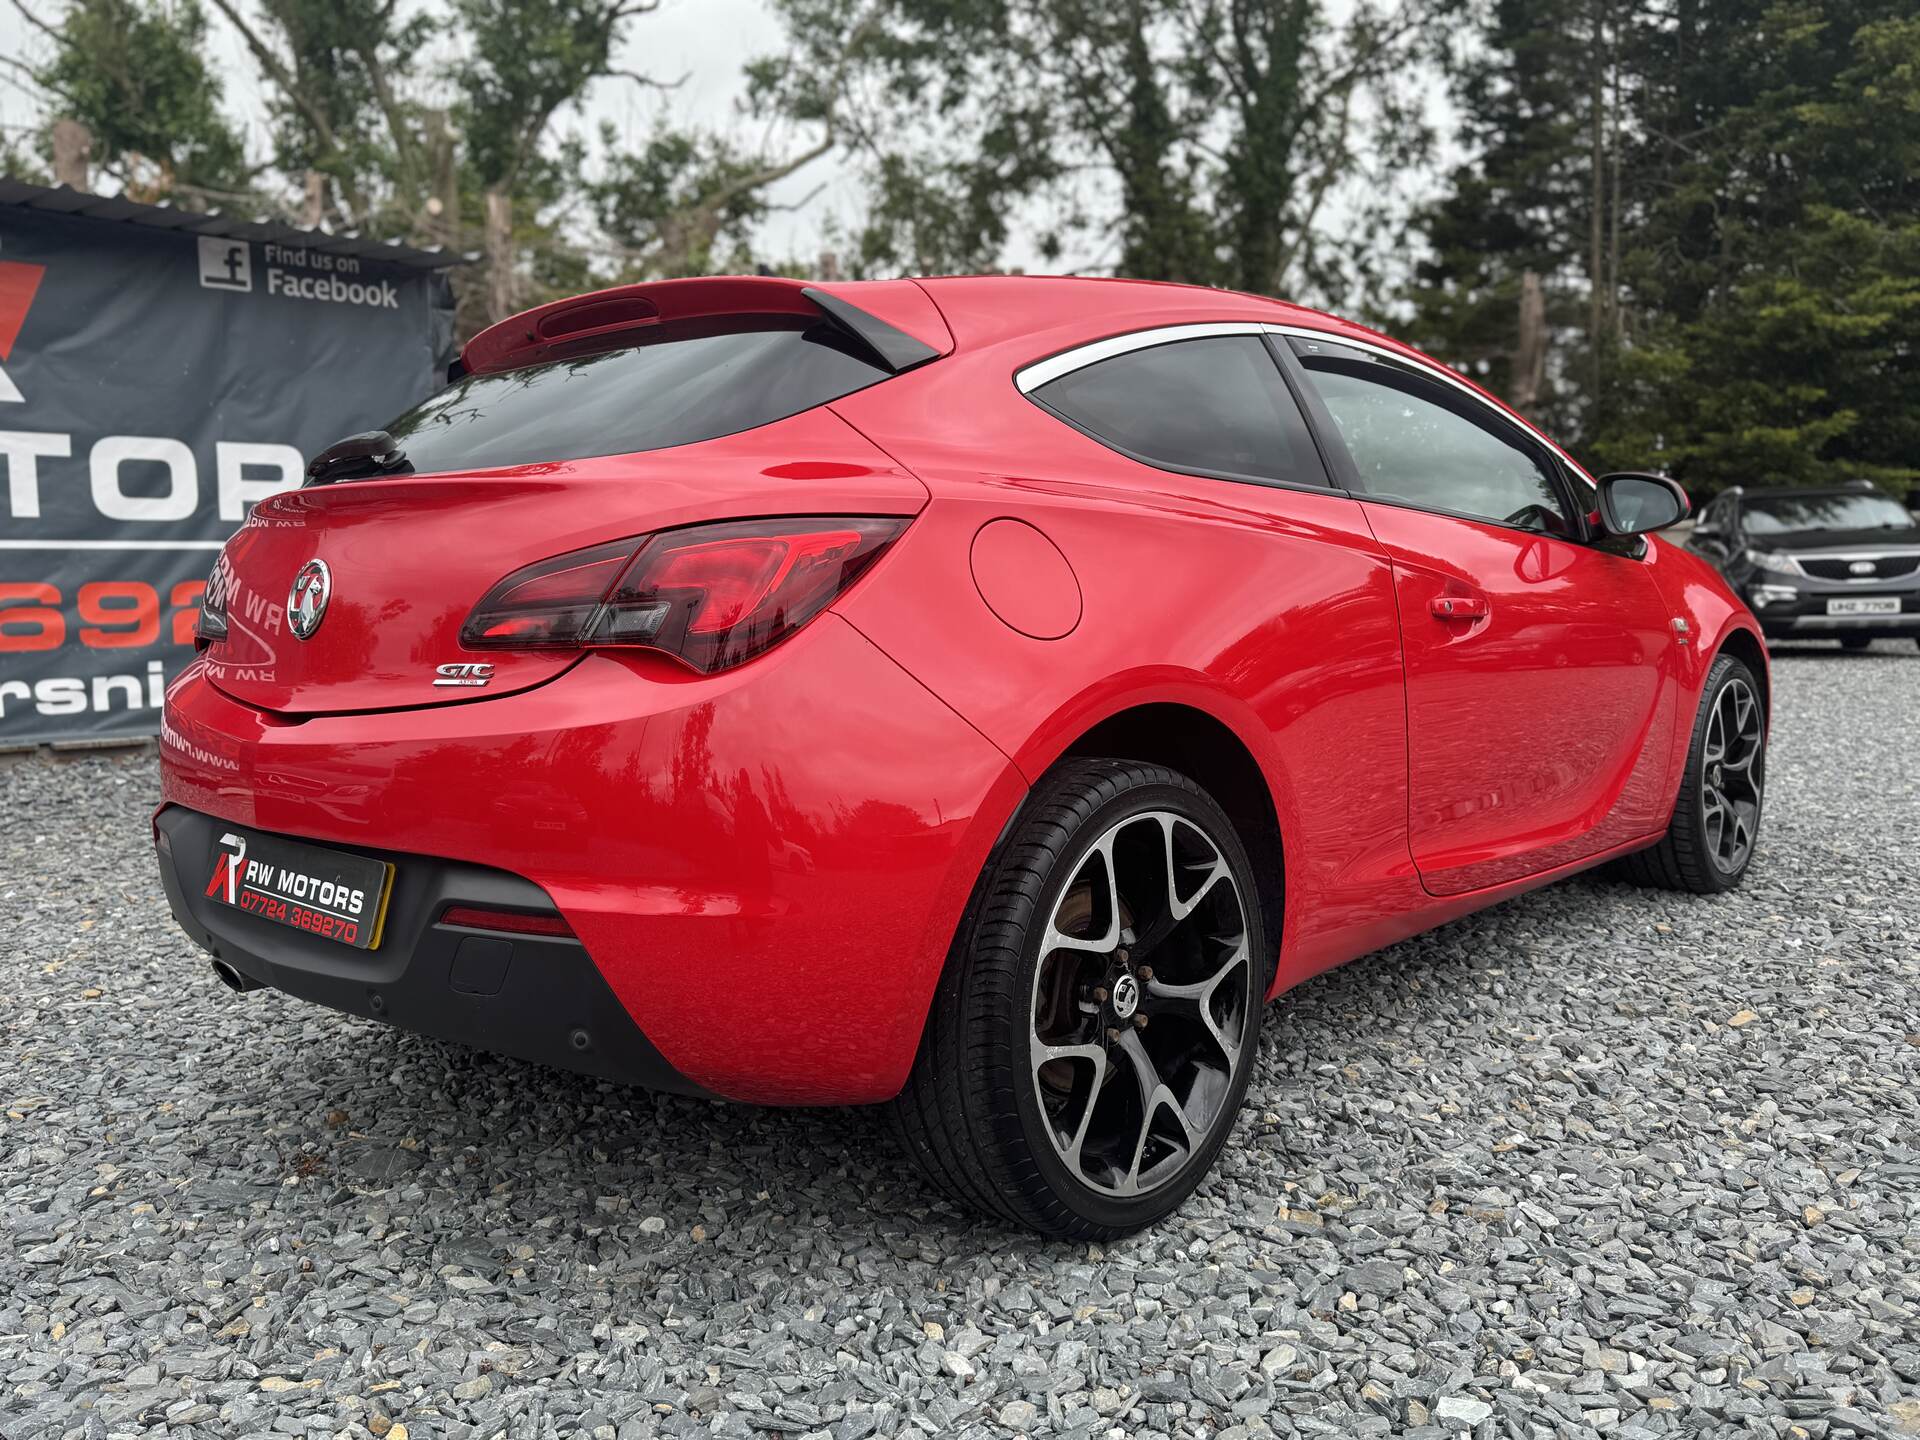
[1597,472,1690,536]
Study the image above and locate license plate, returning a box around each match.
[204,828,394,950]
[1827,597,1900,616]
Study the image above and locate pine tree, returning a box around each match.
[1413,0,1920,493]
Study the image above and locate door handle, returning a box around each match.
[1430,595,1489,621]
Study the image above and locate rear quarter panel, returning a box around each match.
[829,345,1425,990]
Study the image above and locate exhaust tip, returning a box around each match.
[210,959,258,993]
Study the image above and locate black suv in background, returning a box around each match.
[1688,481,1920,650]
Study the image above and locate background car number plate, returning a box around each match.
[204,829,395,950]
[1827,597,1899,616]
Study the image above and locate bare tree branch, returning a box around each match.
[203,0,342,160]
[6,0,62,46]
[612,67,690,91]
[1273,81,1354,289]
[353,39,422,188]
[0,51,68,100]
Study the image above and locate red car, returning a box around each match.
[156,275,1768,1237]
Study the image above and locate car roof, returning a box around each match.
[910,273,1367,348]
[905,273,1596,487]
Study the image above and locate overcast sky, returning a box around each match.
[0,0,909,267]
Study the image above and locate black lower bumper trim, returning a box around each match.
[1758,613,1920,638]
[154,806,714,1098]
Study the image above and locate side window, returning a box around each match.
[1291,343,1575,536]
[1032,336,1327,487]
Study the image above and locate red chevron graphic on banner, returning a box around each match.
[0,260,46,361]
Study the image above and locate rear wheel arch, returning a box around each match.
[893,696,1288,1107]
[1055,702,1286,978]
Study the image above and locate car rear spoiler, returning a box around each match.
[458,275,953,380]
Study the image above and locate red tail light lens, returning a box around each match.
[461,516,906,673]
[461,539,637,648]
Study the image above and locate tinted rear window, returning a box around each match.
[378,315,893,475]
[1032,336,1325,487]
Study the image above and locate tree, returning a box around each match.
[769,0,1448,300]
[14,0,248,201]
[745,1,1056,277]
[1598,3,1920,488]
[1411,0,1920,493]
[196,0,443,234]
[1402,0,1604,431]
[19,0,844,334]
[1193,0,1447,300]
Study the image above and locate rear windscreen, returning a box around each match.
[376,314,894,476]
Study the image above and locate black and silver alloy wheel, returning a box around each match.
[1030,811,1252,1199]
[1699,674,1764,876]
[890,758,1269,1238]
[1615,651,1767,894]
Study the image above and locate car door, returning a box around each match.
[1279,333,1681,896]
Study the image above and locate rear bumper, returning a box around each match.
[157,614,1023,1104]
[154,805,712,1095]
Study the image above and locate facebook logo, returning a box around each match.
[197,237,253,292]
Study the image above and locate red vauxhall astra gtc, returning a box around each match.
[156,275,1768,1237]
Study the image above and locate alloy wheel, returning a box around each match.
[1028,810,1253,1198]
[1700,675,1764,875]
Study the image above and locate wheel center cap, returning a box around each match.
[1109,972,1141,1021]
[1710,765,1723,787]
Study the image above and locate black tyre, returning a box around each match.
[1614,652,1766,893]
[1839,635,1873,651]
[888,758,1269,1238]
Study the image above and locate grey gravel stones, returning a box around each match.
[3,643,1918,1438]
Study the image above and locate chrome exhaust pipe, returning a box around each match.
[210,959,261,993]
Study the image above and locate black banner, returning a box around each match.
[0,207,454,743]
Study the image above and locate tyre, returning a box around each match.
[1614,652,1766,893]
[1839,635,1872,651]
[889,758,1269,1238]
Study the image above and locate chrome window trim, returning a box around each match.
[1013,323,1269,393]
[1015,319,1596,492]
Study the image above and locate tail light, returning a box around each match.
[461,516,907,674]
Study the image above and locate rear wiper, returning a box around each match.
[305,429,414,486]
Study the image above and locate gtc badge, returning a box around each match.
[288,559,330,640]
[433,662,495,688]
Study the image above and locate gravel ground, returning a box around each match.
[3,643,1917,1440]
